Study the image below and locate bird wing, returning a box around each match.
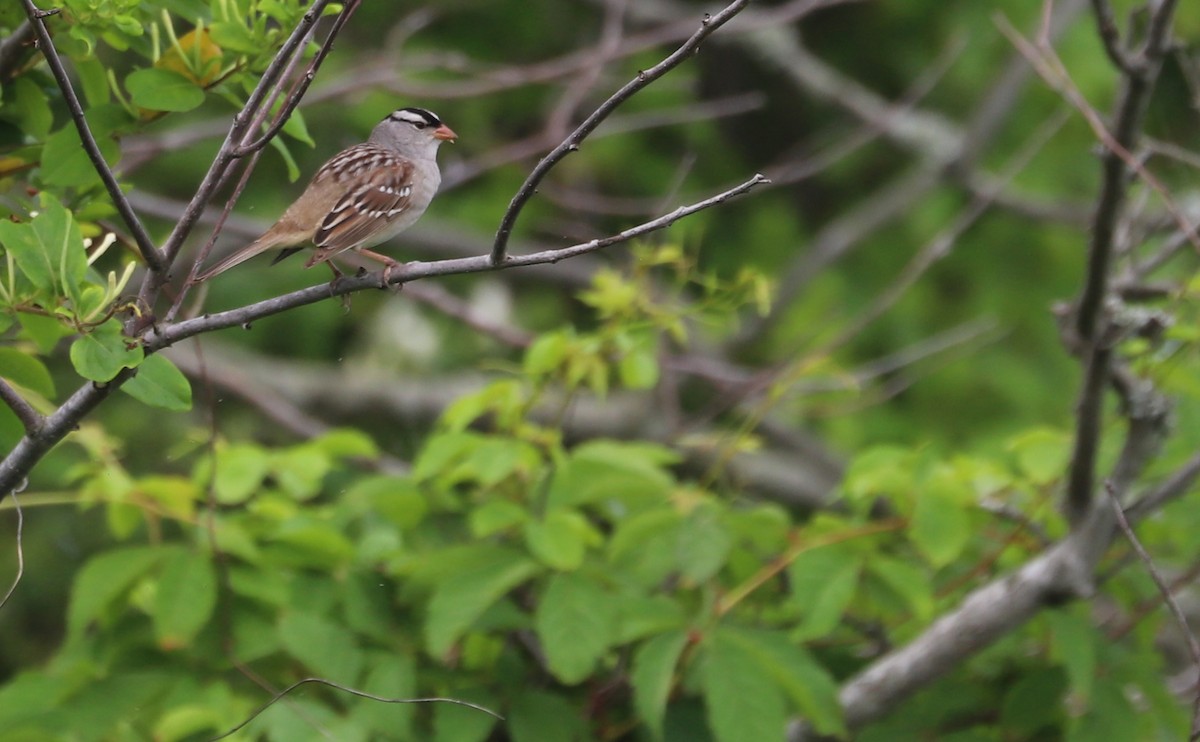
[305,155,415,266]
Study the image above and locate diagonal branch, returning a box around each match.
[0,174,767,501]
[21,1,164,272]
[489,0,752,265]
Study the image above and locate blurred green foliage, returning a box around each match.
[1,0,1200,741]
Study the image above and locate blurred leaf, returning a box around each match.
[426,548,538,657]
[122,353,191,410]
[0,347,55,398]
[211,443,268,504]
[508,691,587,742]
[535,572,615,684]
[1009,427,1071,484]
[723,628,845,737]
[677,505,731,583]
[470,499,528,537]
[618,345,659,389]
[125,68,205,112]
[524,509,592,570]
[271,444,330,499]
[279,611,364,681]
[701,628,787,742]
[154,549,217,649]
[351,475,427,529]
[910,475,971,568]
[1047,609,1097,702]
[67,546,164,638]
[632,629,689,739]
[789,547,861,641]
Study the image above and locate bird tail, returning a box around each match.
[194,235,296,282]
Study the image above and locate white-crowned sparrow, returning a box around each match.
[194,107,457,284]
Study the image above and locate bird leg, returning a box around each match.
[357,248,402,290]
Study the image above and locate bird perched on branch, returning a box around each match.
[194,107,457,286]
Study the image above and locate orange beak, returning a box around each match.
[434,124,458,142]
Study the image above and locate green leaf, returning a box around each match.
[632,629,690,739]
[125,68,205,112]
[67,546,165,638]
[910,476,971,568]
[1009,427,1070,484]
[433,688,498,742]
[508,691,588,742]
[524,509,592,570]
[122,353,191,410]
[352,652,417,736]
[1000,667,1067,736]
[350,475,427,529]
[270,444,331,499]
[0,348,55,398]
[0,194,86,299]
[701,629,787,742]
[17,312,70,354]
[618,345,659,389]
[5,77,53,139]
[523,331,571,376]
[788,547,861,641]
[281,108,315,147]
[39,119,121,188]
[548,440,677,509]
[69,319,143,382]
[722,628,846,737]
[425,549,539,657]
[867,555,933,623]
[1047,609,1097,702]
[535,572,615,684]
[677,505,731,584]
[1066,676,1138,742]
[211,443,268,505]
[153,549,217,649]
[279,611,364,681]
[469,500,528,537]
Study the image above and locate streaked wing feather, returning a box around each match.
[310,159,415,260]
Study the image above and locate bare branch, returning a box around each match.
[152,175,767,348]
[20,0,164,272]
[0,379,43,434]
[489,0,753,265]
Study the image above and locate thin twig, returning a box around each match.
[0,379,43,434]
[489,0,753,264]
[0,490,24,612]
[205,677,502,741]
[20,0,164,272]
[1106,481,1200,739]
